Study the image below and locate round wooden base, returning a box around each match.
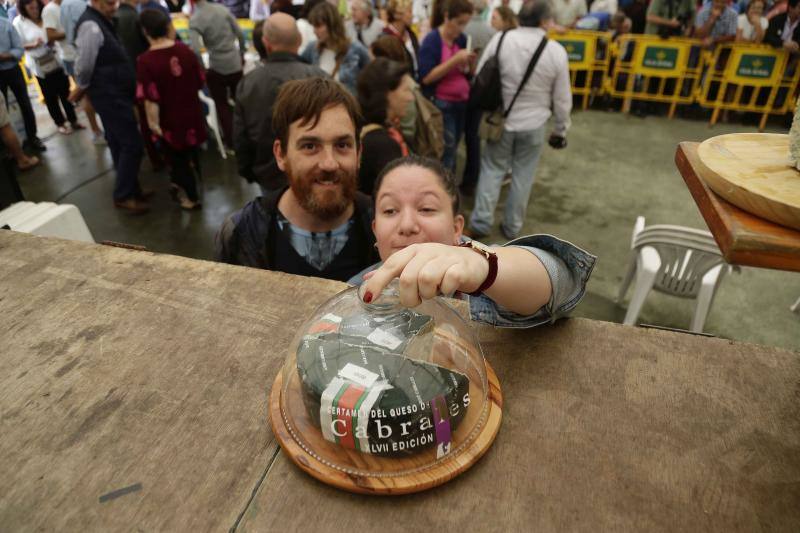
[697,133,800,230]
[268,360,503,495]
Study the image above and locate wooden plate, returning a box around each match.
[697,133,800,230]
[268,334,503,495]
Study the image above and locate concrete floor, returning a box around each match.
[14,104,800,352]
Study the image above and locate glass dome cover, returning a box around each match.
[279,281,490,479]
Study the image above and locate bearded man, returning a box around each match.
[215,77,378,282]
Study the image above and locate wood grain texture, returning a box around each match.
[0,230,346,531]
[242,319,800,533]
[697,134,800,230]
[676,142,800,272]
[2,231,799,532]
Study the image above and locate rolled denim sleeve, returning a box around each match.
[7,24,23,62]
[468,234,596,328]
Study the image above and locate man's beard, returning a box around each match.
[286,162,357,221]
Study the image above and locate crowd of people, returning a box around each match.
[0,0,797,318]
[549,0,799,49]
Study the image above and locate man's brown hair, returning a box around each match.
[272,77,363,153]
[385,0,413,23]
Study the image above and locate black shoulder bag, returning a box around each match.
[469,30,509,112]
[479,36,548,143]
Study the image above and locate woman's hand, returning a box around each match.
[23,37,44,50]
[360,243,489,307]
[68,86,86,103]
[453,49,476,67]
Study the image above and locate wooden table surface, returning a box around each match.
[1,231,799,532]
[675,142,800,272]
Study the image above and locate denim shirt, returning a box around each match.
[0,16,22,71]
[60,0,87,46]
[347,234,596,328]
[300,40,370,94]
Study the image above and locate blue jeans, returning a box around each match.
[469,126,546,237]
[90,94,144,201]
[461,103,482,191]
[433,98,467,172]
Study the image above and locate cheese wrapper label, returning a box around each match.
[367,328,403,350]
[339,363,379,388]
[431,394,453,459]
[321,313,342,324]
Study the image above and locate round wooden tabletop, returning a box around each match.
[269,358,503,496]
[697,133,800,230]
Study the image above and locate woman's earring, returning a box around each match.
[374,243,378,250]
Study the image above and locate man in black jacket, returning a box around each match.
[216,77,378,283]
[233,12,326,193]
[765,0,800,52]
[70,0,148,214]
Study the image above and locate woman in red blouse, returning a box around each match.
[136,8,207,210]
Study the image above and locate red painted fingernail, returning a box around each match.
[363,291,373,303]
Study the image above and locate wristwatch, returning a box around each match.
[459,240,498,296]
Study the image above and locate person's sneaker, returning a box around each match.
[500,224,517,241]
[138,188,156,201]
[179,198,202,211]
[114,197,150,215]
[17,155,40,171]
[24,137,47,152]
[92,132,107,146]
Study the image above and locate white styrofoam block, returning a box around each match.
[0,202,95,243]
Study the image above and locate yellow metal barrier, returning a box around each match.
[698,43,799,131]
[18,60,44,103]
[609,35,705,118]
[237,18,255,49]
[549,30,612,110]
[172,17,190,44]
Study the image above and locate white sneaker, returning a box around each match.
[93,133,107,146]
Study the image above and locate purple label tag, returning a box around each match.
[430,395,452,459]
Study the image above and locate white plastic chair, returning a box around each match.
[617,216,735,333]
[0,201,94,243]
[198,91,226,160]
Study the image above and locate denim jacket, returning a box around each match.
[300,40,370,94]
[348,234,596,328]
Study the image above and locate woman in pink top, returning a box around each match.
[418,0,476,172]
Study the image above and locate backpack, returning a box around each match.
[412,89,445,159]
[360,123,384,141]
[469,31,509,112]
